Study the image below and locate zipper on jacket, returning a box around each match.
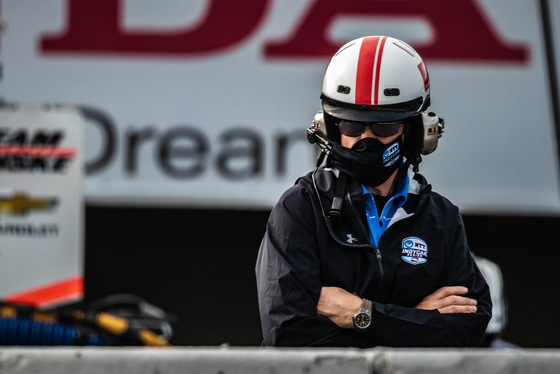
[374,248,382,261]
[341,187,385,294]
[373,247,384,294]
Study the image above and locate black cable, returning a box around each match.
[311,167,376,250]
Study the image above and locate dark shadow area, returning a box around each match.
[85,206,559,348]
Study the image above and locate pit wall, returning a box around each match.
[1,347,559,374]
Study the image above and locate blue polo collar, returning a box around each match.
[362,175,409,247]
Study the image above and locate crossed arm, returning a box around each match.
[317,286,478,329]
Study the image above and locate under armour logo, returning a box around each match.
[346,234,358,244]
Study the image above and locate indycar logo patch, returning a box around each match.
[401,237,428,265]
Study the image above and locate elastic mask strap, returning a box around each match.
[329,173,347,217]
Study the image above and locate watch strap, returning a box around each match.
[361,298,372,312]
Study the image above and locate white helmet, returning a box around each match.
[321,35,430,126]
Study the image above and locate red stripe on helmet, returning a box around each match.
[355,36,381,105]
[373,36,388,105]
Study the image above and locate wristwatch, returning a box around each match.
[352,298,372,330]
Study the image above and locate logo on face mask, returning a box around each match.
[330,137,402,187]
[383,143,400,167]
[401,237,428,265]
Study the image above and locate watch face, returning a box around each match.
[354,312,371,329]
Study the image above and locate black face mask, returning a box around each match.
[329,137,403,187]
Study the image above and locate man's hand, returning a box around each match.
[415,286,478,313]
[317,286,362,328]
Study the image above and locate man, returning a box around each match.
[255,35,491,347]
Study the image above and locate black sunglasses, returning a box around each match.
[336,120,403,138]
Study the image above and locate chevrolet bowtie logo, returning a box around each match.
[0,192,58,215]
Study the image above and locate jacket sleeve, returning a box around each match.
[255,186,372,347]
[360,214,493,347]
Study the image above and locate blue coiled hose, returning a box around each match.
[0,318,106,346]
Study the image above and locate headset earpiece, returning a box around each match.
[307,111,333,162]
[312,111,326,133]
[402,112,444,172]
[404,112,444,157]
[421,112,445,155]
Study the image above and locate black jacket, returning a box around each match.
[255,167,491,347]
